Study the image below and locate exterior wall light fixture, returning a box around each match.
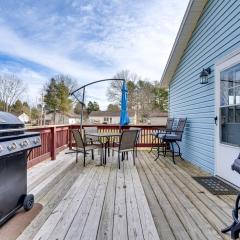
[200,67,211,84]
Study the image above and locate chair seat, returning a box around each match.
[110,146,134,152]
[76,144,100,151]
[158,133,180,141]
[85,137,101,144]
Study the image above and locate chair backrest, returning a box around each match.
[72,129,85,149]
[166,118,174,132]
[119,130,138,151]
[175,118,187,140]
[129,127,141,141]
[84,126,98,133]
[84,126,98,142]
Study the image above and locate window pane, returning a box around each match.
[228,88,234,105]
[236,106,240,123]
[220,71,229,106]
[228,71,234,88]
[220,64,240,146]
[236,86,240,105]
[234,68,240,87]
[228,106,234,122]
[221,106,240,145]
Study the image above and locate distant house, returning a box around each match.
[88,111,136,125]
[45,112,80,125]
[149,111,168,125]
[18,113,30,123]
[160,0,240,186]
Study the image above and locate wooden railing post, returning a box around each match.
[51,126,57,160]
[68,125,73,149]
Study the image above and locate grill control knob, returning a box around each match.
[12,143,17,150]
[8,143,17,151]
[23,140,28,147]
[33,137,40,144]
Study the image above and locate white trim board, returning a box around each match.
[214,49,240,186]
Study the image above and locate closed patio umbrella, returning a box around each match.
[120,81,130,127]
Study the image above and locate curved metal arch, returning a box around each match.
[70,78,126,129]
[70,78,125,96]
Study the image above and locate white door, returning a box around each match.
[215,50,240,186]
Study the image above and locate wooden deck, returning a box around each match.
[17,150,236,240]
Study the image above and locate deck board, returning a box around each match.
[16,150,234,240]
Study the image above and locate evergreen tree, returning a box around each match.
[0,101,4,111]
[87,101,99,114]
[57,80,72,114]
[22,101,31,115]
[31,107,40,123]
[152,82,168,112]
[44,78,60,123]
[11,100,23,115]
[107,104,119,112]
[44,77,73,124]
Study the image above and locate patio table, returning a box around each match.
[85,132,121,165]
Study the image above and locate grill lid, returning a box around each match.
[0,112,24,136]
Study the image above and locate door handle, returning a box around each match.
[214,116,218,125]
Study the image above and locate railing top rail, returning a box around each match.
[27,124,165,130]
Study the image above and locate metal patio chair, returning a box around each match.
[71,129,102,166]
[129,127,141,156]
[149,117,174,153]
[111,129,138,169]
[156,118,187,164]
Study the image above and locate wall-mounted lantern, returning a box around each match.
[200,67,211,84]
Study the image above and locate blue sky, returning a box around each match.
[0,0,189,109]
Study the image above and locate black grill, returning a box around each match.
[0,111,41,225]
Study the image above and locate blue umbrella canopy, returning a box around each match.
[120,81,130,126]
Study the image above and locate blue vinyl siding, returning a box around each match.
[169,0,240,173]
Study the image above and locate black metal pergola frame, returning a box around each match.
[70,78,125,129]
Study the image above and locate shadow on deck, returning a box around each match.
[17,150,234,240]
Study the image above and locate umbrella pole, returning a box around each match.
[80,87,85,130]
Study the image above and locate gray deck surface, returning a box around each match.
[17,150,234,240]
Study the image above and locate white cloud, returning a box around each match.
[0,24,108,81]
[0,0,189,108]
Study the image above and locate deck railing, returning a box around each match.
[27,124,164,168]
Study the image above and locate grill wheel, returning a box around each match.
[23,194,34,211]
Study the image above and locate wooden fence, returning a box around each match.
[27,124,164,168]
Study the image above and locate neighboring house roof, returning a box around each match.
[45,112,80,118]
[89,111,134,117]
[17,112,29,117]
[160,0,208,87]
[64,113,80,118]
[150,111,168,118]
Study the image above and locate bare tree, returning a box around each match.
[107,70,139,110]
[53,74,78,93]
[0,74,25,112]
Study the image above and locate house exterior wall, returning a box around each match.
[45,113,80,125]
[18,113,30,123]
[169,0,240,173]
[89,116,119,124]
[89,116,135,124]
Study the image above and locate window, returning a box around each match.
[220,63,240,146]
